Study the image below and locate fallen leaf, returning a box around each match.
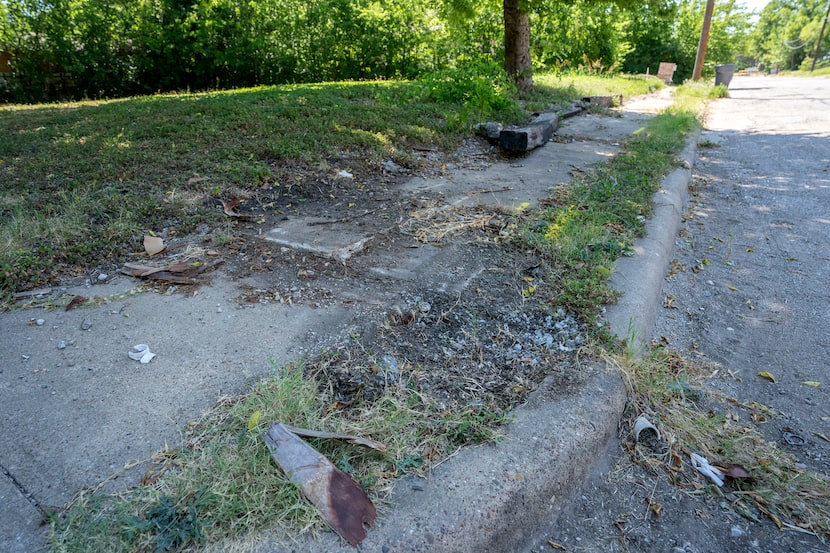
[221,198,251,218]
[757,371,776,383]
[645,496,662,517]
[143,235,165,256]
[801,381,820,387]
[65,295,88,311]
[723,463,753,480]
[247,410,262,430]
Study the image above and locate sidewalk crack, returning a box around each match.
[1,462,49,521]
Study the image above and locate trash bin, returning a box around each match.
[715,64,736,87]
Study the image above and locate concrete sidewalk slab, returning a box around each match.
[0,476,44,553]
[265,216,380,261]
[401,139,620,210]
[0,279,359,508]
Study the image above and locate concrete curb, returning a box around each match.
[249,366,626,553]
[606,137,698,353]
[245,137,699,553]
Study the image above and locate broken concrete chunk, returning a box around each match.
[475,121,504,145]
[263,423,376,547]
[559,103,585,119]
[530,112,560,126]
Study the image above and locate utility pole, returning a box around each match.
[811,0,830,72]
[693,0,716,80]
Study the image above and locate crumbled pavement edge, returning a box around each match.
[237,137,699,553]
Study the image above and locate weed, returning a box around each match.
[50,358,507,550]
[130,493,206,553]
[512,94,699,323]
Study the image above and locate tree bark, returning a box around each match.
[503,0,532,93]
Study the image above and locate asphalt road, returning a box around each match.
[529,75,830,552]
[654,75,830,474]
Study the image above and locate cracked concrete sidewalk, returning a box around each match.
[0,88,690,552]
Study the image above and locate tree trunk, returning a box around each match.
[503,0,532,93]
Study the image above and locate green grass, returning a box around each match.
[49,358,508,552]
[777,66,830,77]
[510,84,700,323]
[0,71,661,306]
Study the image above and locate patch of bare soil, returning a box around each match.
[188,138,594,415]
[149,137,589,418]
[316,289,587,411]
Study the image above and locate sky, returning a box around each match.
[740,0,771,14]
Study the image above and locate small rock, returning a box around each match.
[80,318,92,331]
[57,341,66,350]
[36,319,45,326]
[381,160,402,174]
[476,121,503,144]
[730,525,745,538]
[97,273,108,281]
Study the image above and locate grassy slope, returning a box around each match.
[0,75,661,303]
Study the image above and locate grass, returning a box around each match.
[50,357,508,552]
[616,347,830,538]
[0,71,660,306]
[34,70,680,551]
[509,83,700,322]
[777,66,830,77]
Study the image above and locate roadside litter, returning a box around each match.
[262,423,380,547]
[128,344,156,364]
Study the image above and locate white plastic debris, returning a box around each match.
[337,169,354,179]
[690,452,724,487]
[128,344,156,364]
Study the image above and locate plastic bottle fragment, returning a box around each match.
[128,344,156,364]
[690,452,724,487]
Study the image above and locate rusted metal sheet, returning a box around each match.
[262,423,377,547]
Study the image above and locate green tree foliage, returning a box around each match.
[618,0,753,81]
[750,0,830,71]
[0,0,761,102]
